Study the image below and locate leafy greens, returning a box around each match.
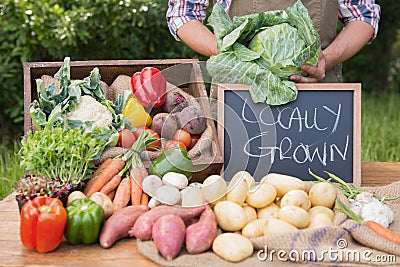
[206,0,321,105]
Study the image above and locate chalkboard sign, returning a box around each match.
[217,83,361,184]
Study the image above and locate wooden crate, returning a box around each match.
[23,59,223,182]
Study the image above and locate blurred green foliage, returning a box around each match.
[0,0,201,141]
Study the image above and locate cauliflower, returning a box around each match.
[65,95,113,129]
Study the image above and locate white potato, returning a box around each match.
[230,171,255,189]
[308,182,337,208]
[246,183,277,208]
[162,172,188,190]
[278,205,310,229]
[181,187,204,207]
[308,206,335,221]
[214,200,247,231]
[261,173,306,197]
[212,233,253,263]
[257,203,280,219]
[226,177,249,205]
[242,205,257,224]
[242,219,266,238]
[262,218,297,235]
[280,189,311,211]
[307,213,334,228]
[202,175,227,204]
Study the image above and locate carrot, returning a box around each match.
[93,158,113,179]
[107,190,116,201]
[83,158,113,195]
[364,221,400,245]
[130,168,144,206]
[85,158,126,197]
[113,177,131,212]
[100,174,122,195]
[140,167,149,206]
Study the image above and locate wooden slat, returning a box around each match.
[361,162,400,186]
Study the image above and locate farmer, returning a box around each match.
[166,0,380,84]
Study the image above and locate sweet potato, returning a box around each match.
[152,214,186,260]
[186,204,217,254]
[99,205,148,248]
[128,205,205,240]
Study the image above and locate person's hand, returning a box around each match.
[289,52,326,83]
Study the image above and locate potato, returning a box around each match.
[261,173,306,197]
[230,171,255,189]
[308,206,335,221]
[307,213,333,229]
[262,218,297,235]
[242,205,257,223]
[280,190,311,211]
[181,187,204,207]
[67,191,87,205]
[151,112,178,139]
[278,205,310,229]
[90,192,114,219]
[213,201,247,231]
[242,219,266,238]
[202,175,227,204]
[226,176,249,205]
[308,182,337,208]
[212,233,253,263]
[257,203,280,219]
[246,184,277,208]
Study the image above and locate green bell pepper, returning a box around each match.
[65,198,104,245]
[149,147,193,179]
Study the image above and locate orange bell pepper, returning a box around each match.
[20,196,67,253]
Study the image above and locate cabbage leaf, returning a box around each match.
[206,0,320,105]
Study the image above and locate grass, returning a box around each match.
[361,91,400,162]
[0,142,24,200]
[0,91,398,200]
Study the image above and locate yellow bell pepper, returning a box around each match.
[122,97,152,128]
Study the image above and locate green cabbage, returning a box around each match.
[206,0,321,105]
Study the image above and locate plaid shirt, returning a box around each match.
[166,0,381,41]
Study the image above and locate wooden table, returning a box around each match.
[1,162,399,266]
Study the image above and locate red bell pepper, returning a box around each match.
[131,67,166,108]
[20,196,67,253]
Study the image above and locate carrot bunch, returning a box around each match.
[84,130,159,211]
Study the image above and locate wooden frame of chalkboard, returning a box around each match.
[217,83,361,185]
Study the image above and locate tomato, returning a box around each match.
[133,126,161,151]
[173,129,191,147]
[163,140,187,152]
[117,129,136,149]
[188,134,201,149]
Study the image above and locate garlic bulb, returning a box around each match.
[350,191,394,228]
